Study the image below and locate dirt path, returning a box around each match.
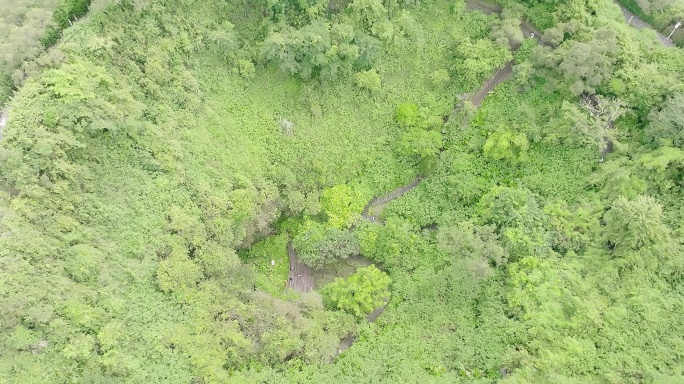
[616,2,675,47]
[357,0,538,224]
[360,177,423,224]
[327,1,539,359]
[297,0,548,358]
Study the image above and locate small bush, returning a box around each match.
[354,68,381,92]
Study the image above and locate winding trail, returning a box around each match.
[289,0,675,358]
[291,0,543,359]
[360,177,423,223]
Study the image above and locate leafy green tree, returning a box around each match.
[321,265,390,318]
[395,102,443,160]
[42,0,92,47]
[646,93,684,149]
[635,0,678,15]
[477,186,552,259]
[546,96,625,154]
[0,74,12,105]
[452,38,513,89]
[156,252,204,293]
[260,21,364,81]
[208,21,238,61]
[395,102,420,128]
[254,0,329,26]
[62,333,96,363]
[348,0,387,31]
[437,221,508,267]
[313,229,359,266]
[588,157,647,199]
[294,222,360,267]
[293,221,331,261]
[429,69,450,87]
[395,103,441,130]
[399,128,443,159]
[355,33,383,67]
[602,195,682,281]
[611,62,673,115]
[236,59,256,79]
[320,184,365,229]
[637,146,684,192]
[64,244,104,283]
[532,28,619,96]
[196,244,241,278]
[483,125,529,163]
[489,16,523,48]
[0,6,54,94]
[356,222,426,270]
[96,321,127,353]
[540,19,584,46]
[543,199,601,254]
[603,195,669,252]
[53,0,90,30]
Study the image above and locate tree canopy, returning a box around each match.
[1,0,684,382]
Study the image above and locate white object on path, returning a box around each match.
[0,110,7,129]
[668,21,682,39]
[0,110,7,139]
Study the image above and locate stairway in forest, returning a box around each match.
[360,177,423,223]
[468,60,514,107]
[358,0,540,226]
[286,242,313,293]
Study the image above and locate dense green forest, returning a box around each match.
[1,0,683,382]
[0,0,101,105]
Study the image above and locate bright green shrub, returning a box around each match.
[320,184,365,229]
[483,125,529,163]
[354,68,382,92]
[321,264,390,318]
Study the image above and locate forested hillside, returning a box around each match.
[0,0,683,383]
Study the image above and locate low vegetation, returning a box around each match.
[0,0,683,382]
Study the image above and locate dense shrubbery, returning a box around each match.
[0,0,95,106]
[1,0,684,382]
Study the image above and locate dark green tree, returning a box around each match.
[646,93,684,149]
[532,28,619,96]
[294,222,360,268]
[260,21,366,81]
